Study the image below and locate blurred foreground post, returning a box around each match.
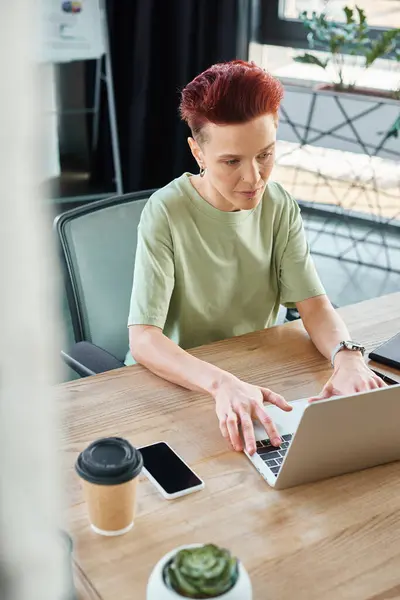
[0,3,65,600]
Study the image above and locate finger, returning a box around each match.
[261,388,292,412]
[226,410,243,452]
[254,404,282,447]
[375,376,387,388]
[367,378,379,390]
[308,386,333,403]
[363,377,383,391]
[218,416,229,441]
[354,380,379,394]
[239,411,256,455]
[369,374,385,389]
[356,379,373,393]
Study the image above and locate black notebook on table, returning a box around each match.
[369,332,400,370]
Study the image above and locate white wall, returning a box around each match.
[0,3,65,599]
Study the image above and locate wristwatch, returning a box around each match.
[330,340,365,367]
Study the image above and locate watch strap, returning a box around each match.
[331,341,365,367]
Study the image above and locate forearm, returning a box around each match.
[297,296,353,365]
[129,326,234,395]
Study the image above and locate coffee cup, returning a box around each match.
[75,437,143,536]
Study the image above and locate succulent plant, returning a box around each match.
[163,544,239,598]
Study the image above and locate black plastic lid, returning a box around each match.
[75,437,143,485]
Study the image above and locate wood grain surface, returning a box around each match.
[60,293,400,600]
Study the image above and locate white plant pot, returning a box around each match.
[147,544,252,600]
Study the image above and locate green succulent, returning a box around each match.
[163,544,239,598]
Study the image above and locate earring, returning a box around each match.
[199,166,206,177]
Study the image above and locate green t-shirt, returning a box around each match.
[125,173,325,365]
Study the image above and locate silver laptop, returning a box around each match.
[245,384,400,490]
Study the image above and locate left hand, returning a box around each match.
[309,351,387,402]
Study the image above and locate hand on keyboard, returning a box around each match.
[213,376,292,455]
[256,434,293,476]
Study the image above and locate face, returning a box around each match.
[189,114,277,211]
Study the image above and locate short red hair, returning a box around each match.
[179,60,284,141]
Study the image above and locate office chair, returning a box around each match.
[55,190,156,377]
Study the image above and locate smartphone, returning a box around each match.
[138,441,205,500]
[369,332,400,370]
[371,369,399,386]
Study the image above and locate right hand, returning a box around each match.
[212,376,292,456]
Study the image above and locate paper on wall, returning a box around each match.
[40,0,104,63]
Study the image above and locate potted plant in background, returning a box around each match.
[278,5,400,157]
[146,543,252,599]
[294,7,399,97]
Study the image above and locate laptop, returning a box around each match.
[244,382,400,490]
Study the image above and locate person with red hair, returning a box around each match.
[127,60,384,455]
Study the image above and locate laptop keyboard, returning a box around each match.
[256,434,293,476]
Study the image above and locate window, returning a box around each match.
[255,0,400,48]
[281,1,400,28]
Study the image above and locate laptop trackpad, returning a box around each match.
[253,398,308,439]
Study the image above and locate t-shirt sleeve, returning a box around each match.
[127,198,175,329]
[278,192,325,308]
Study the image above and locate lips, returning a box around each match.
[238,187,263,198]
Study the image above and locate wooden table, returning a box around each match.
[73,562,101,600]
[60,293,400,600]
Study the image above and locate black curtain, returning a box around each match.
[88,0,251,194]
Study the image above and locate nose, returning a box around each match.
[241,160,260,188]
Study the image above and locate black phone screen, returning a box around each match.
[139,442,202,495]
[369,332,400,370]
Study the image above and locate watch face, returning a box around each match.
[344,341,364,353]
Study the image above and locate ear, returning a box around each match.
[188,137,205,169]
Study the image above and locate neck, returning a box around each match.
[190,174,238,212]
